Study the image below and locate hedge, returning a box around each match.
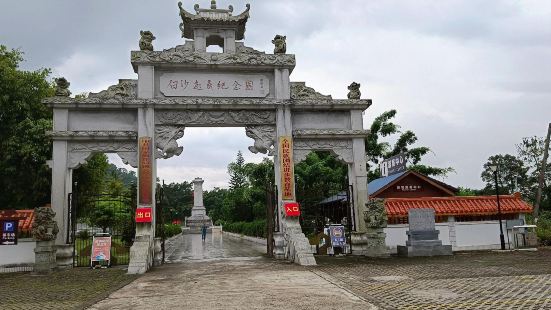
[223,220,266,238]
[164,223,182,238]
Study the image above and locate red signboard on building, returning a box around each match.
[279,136,295,201]
[284,202,301,217]
[136,208,153,223]
[139,137,153,205]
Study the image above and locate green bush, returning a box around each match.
[223,220,266,238]
[537,211,551,246]
[163,223,182,238]
[77,230,90,239]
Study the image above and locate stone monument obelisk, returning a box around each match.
[185,178,213,232]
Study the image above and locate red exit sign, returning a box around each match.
[136,208,153,223]
[284,202,300,217]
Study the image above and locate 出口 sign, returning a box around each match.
[279,136,294,200]
[136,208,153,223]
[160,72,269,98]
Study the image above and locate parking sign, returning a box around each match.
[1,220,18,245]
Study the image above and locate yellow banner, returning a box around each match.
[279,136,294,201]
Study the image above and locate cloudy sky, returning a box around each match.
[2,0,550,190]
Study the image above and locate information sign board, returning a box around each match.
[329,225,346,247]
[279,136,295,200]
[379,153,407,177]
[91,236,111,266]
[0,220,18,245]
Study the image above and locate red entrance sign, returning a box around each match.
[136,207,153,223]
[284,202,301,217]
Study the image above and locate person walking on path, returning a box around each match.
[201,224,207,242]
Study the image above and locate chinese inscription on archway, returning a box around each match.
[160,72,269,97]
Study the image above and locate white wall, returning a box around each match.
[384,221,507,253]
[0,239,35,266]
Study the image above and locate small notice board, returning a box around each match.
[1,220,19,245]
[91,235,112,268]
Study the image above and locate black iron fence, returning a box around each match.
[69,190,136,267]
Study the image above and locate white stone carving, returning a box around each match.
[293,139,354,164]
[155,125,185,159]
[245,126,276,155]
[293,129,370,138]
[89,79,137,99]
[290,82,332,100]
[49,130,137,140]
[67,141,137,168]
[130,50,296,68]
[160,72,269,98]
[155,110,276,125]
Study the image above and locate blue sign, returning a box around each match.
[329,225,346,247]
[1,220,18,245]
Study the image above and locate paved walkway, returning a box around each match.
[90,233,373,309]
[165,232,266,262]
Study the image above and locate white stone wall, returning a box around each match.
[384,221,509,253]
[0,239,35,266]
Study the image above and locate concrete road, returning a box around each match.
[89,233,376,310]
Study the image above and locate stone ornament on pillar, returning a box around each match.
[245,126,276,155]
[139,30,156,51]
[363,199,389,257]
[272,35,287,54]
[347,82,361,100]
[54,77,71,97]
[32,207,60,274]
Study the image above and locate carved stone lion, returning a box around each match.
[364,199,387,229]
[32,207,59,241]
[139,30,156,51]
[347,82,361,100]
[54,77,71,97]
[272,35,287,54]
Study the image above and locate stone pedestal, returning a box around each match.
[365,229,389,257]
[185,178,213,233]
[56,244,74,269]
[397,209,452,257]
[153,237,163,266]
[350,232,368,256]
[128,235,153,274]
[34,240,57,274]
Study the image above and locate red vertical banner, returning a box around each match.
[279,136,295,201]
[139,137,153,205]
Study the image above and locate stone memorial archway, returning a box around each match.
[44,1,373,274]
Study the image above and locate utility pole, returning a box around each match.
[534,123,551,220]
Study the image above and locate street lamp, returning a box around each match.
[489,165,506,250]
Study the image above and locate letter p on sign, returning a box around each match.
[284,202,300,217]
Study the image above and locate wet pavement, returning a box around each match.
[165,232,266,262]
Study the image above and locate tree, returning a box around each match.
[0,46,54,210]
[228,151,248,190]
[365,110,453,181]
[161,181,193,221]
[481,154,529,195]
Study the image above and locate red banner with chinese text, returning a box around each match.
[136,208,153,223]
[284,202,300,217]
[279,136,295,200]
[91,236,111,263]
[139,137,153,205]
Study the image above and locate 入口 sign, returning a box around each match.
[284,202,300,217]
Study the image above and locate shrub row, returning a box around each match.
[164,223,182,238]
[223,220,266,238]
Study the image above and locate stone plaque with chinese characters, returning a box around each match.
[279,136,295,201]
[408,208,435,232]
[160,72,270,97]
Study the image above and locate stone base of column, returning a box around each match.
[153,237,163,267]
[56,244,74,269]
[351,231,389,257]
[282,218,316,266]
[34,240,57,274]
[128,235,153,274]
[273,232,285,259]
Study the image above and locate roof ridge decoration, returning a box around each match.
[290,82,332,100]
[178,1,250,40]
[89,79,138,99]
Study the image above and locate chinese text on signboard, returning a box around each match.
[139,137,153,205]
[91,236,111,264]
[1,220,18,245]
[160,73,269,98]
[279,136,294,200]
[379,153,406,177]
[329,225,347,247]
[284,202,300,217]
[136,208,153,223]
